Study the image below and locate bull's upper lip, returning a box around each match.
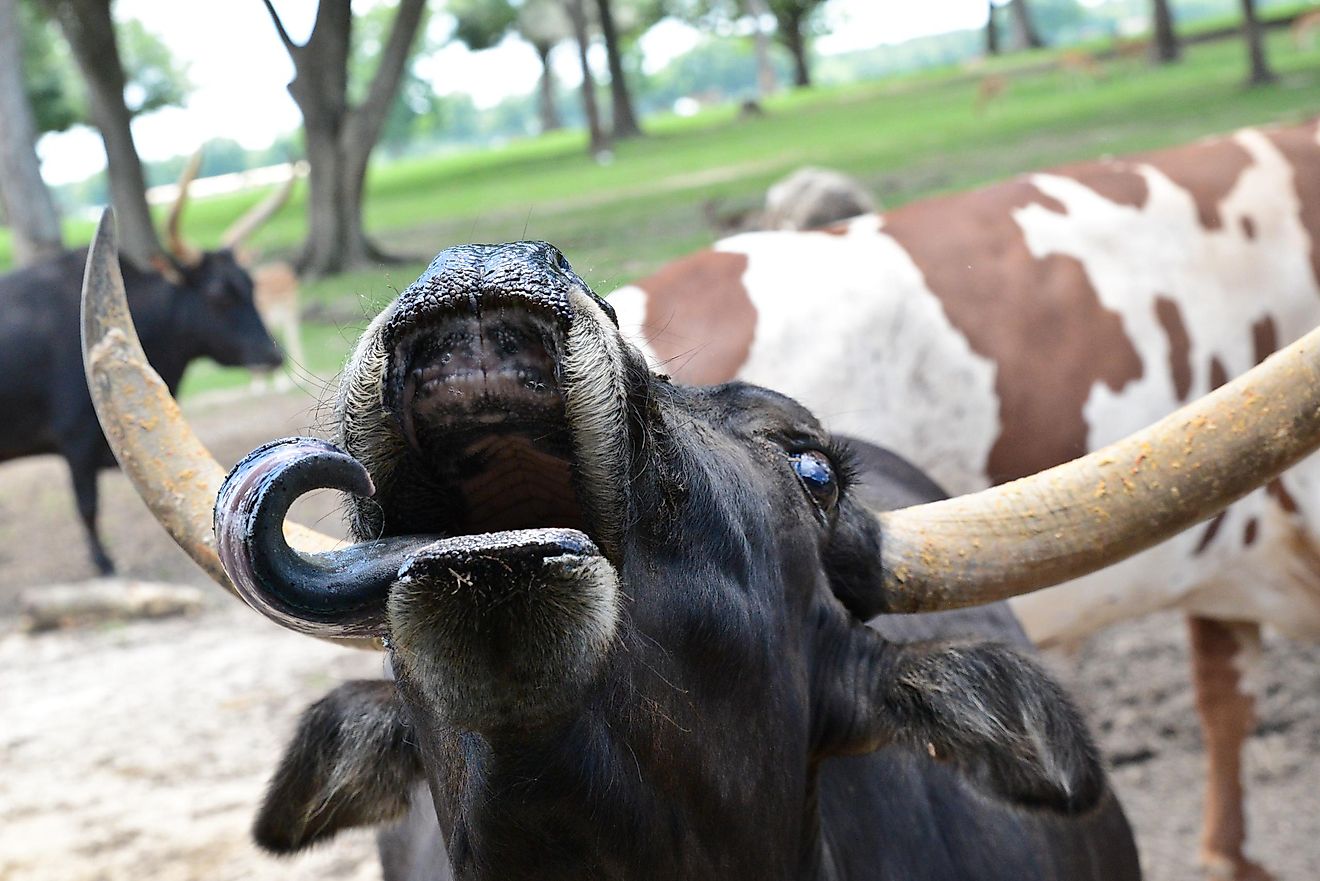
[386,301,565,429]
[381,285,573,357]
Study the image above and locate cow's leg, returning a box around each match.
[62,443,114,576]
[1186,616,1273,881]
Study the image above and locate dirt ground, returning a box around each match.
[1,389,1317,881]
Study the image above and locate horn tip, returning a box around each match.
[80,208,128,366]
[93,207,117,245]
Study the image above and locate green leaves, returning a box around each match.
[449,0,519,51]
[117,18,191,116]
[18,0,190,131]
[17,0,81,133]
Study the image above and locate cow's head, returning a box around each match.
[149,150,299,370]
[80,224,1320,880]
[166,246,283,369]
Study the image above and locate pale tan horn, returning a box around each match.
[877,328,1320,612]
[80,210,376,648]
[165,148,204,267]
[220,160,305,251]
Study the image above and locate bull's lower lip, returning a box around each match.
[386,522,621,735]
[397,528,601,582]
[390,306,563,434]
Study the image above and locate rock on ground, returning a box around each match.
[17,578,206,632]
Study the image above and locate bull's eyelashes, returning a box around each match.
[790,451,840,513]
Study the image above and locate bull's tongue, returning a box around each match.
[213,435,607,641]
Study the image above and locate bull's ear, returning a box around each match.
[868,640,1106,814]
[255,680,423,853]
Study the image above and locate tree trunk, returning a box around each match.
[747,0,777,97]
[1151,0,1181,63]
[592,0,641,139]
[780,12,811,88]
[985,1,1000,56]
[262,0,425,277]
[0,0,63,265]
[565,0,609,155]
[1239,0,1276,86]
[272,0,355,275]
[1008,0,1044,50]
[534,42,562,133]
[42,0,160,267]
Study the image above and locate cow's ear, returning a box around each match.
[254,679,423,853]
[865,640,1106,814]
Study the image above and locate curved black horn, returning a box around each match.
[215,437,438,638]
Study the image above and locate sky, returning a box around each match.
[37,0,993,185]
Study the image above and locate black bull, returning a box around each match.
[207,243,1141,881]
[0,247,281,573]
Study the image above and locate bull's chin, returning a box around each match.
[387,527,621,735]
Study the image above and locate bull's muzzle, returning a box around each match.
[213,240,627,640]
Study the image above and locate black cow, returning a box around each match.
[202,243,1141,880]
[0,247,281,573]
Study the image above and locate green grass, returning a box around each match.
[156,29,1320,279]
[10,28,1320,398]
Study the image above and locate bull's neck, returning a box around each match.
[427,660,818,880]
[432,721,670,879]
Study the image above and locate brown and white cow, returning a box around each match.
[608,118,1320,881]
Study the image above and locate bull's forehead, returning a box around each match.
[708,381,828,438]
[383,242,617,342]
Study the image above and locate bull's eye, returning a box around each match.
[791,451,839,512]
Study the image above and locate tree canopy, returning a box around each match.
[18,0,80,133]
[350,3,444,154]
[21,0,190,135]
[448,0,519,51]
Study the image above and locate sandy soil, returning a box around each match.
[0,609,383,881]
[1,389,1317,881]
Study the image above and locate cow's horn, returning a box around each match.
[221,160,305,251]
[80,210,376,647]
[165,148,204,267]
[875,328,1320,611]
